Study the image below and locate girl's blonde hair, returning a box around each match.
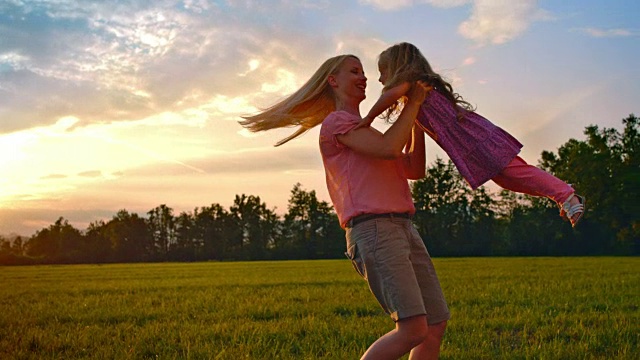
[379,42,474,120]
[240,54,359,146]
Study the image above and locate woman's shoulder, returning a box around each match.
[321,111,361,136]
[325,110,360,121]
[322,111,360,127]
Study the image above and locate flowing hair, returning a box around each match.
[378,42,475,120]
[240,54,359,146]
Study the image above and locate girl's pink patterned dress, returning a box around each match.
[417,90,523,189]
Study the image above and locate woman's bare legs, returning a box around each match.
[361,316,446,360]
[409,320,447,360]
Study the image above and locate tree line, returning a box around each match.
[1,115,638,265]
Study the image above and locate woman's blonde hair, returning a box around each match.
[240,54,359,146]
[379,42,474,120]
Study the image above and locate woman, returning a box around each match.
[241,55,450,359]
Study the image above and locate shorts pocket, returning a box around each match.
[345,242,366,279]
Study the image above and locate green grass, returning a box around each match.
[0,257,637,359]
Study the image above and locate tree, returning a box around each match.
[412,158,481,256]
[540,114,639,254]
[25,217,84,263]
[229,194,279,260]
[194,204,234,261]
[171,212,197,261]
[11,236,24,256]
[0,236,9,253]
[498,193,572,256]
[463,185,499,256]
[0,235,33,265]
[99,210,153,262]
[147,204,176,259]
[282,183,342,259]
[85,220,115,263]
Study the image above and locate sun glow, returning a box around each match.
[0,110,215,209]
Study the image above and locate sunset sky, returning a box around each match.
[1,0,639,236]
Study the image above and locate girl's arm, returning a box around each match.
[337,82,429,159]
[402,123,426,179]
[358,82,412,128]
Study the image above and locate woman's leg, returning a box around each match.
[409,320,447,360]
[361,315,429,360]
[354,219,450,359]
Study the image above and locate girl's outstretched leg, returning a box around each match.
[491,156,584,225]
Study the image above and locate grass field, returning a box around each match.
[0,257,637,359]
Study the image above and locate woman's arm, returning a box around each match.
[337,81,429,159]
[402,123,426,179]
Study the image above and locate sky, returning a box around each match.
[1,0,639,237]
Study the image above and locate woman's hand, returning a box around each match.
[406,81,432,105]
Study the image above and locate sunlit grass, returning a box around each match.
[1,258,637,359]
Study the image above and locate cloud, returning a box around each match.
[0,0,338,135]
[458,0,552,46]
[462,56,476,66]
[238,59,260,76]
[358,0,414,11]
[78,170,103,178]
[360,0,550,46]
[360,0,470,11]
[574,27,637,38]
[41,174,68,180]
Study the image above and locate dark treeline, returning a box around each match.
[1,116,638,265]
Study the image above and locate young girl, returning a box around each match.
[360,42,585,227]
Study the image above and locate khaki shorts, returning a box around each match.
[345,217,450,324]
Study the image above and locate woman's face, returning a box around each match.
[330,57,367,103]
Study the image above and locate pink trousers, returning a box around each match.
[491,156,574,205]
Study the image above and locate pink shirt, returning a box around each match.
[319,111,416,228]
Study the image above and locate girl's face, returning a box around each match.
[377,61,389,86]
[330,56,367,103]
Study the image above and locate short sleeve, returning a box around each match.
[321,111,360,149]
